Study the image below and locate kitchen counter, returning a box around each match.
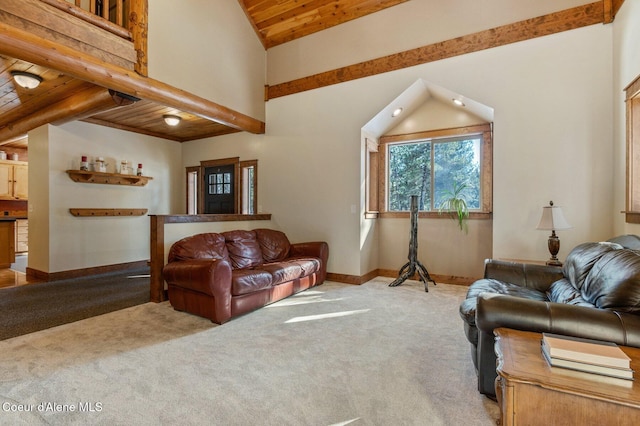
[1,209,27,220]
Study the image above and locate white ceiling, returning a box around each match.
[362,78,494,138]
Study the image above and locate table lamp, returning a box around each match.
[536,201,572,266]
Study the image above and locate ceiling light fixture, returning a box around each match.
[163,115,181,126]
[11,71,43,89]
[452,98,466,107]
[392,107,403,117]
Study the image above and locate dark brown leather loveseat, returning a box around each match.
[459,236,640,398]
[163,228,328,324]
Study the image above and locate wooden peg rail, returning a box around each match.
[69,208,148,217]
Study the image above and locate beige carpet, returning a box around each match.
[0,278,499,425]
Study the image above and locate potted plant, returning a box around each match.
[437,181,470,233]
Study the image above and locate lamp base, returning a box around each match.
[546,231,562,267]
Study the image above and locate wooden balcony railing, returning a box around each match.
[41,0,148,75]
[79,0,127,27]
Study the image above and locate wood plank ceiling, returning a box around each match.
[0,0,408,147]
[239,0,408,48]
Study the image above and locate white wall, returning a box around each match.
[613,0,640,236]
[29,122,182,273]
[183,22,612,279]
[33,1,623,279]
[376,26,613,276]
[486,26,614,261]
[148,0,266,120]
[267,0,588,85]
[28,126,51,272]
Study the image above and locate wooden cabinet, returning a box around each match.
[0,221,16,267]
[15,219,28,253]
[0,160,28,200]
[495,328,640,426]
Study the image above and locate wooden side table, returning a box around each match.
[494,328,640,426]
[499,258,562,267]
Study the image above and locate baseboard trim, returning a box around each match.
[26,260,149,282]
[327,269,379,285]
[327,269,476,286]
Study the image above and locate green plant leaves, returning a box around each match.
[437,181,470,233]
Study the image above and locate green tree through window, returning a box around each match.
[388,136,481,211]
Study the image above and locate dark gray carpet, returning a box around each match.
[0,268,150,340]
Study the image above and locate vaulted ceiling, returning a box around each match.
[238,0,408,48]
[2,0,623,150]
[0,0,409,149]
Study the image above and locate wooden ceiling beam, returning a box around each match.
[0,21,265,135]
[267,2,604,99]
[0,85,121,142]
[0,134,28,146]
[604,0,626,23]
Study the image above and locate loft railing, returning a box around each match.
[40,0,148,75]
[75,0,127,27]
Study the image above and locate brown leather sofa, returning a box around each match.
[163,228,329,324]
[459,236,640,398]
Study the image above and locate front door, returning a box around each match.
[204,164,235,214]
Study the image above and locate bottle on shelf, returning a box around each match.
[137,164,143,176]
[80,156,89,171]
[94,157,107,173]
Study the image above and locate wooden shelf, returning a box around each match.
[69,208,148,217]
[66,170,153,186]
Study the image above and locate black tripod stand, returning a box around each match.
[389,195,436,292]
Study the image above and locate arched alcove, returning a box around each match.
[361,78,494,282]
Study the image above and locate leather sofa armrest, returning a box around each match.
[289,241,329,283]
[473,292,640,396]
[484,259,564,292]
[163,259,233,297]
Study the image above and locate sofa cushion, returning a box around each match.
[547,279,593,307]
[582,249,640,313]
[459,278,548,327]
[223,230,263,269]
[254,228,291,262]
[288,257,320,276]
[563,242,622,290]
[608,234,640,250]
[230,269,273,296]
[262,262,304,285]
[167,233,229,263]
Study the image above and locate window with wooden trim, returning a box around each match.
[625,73,640,223]
[185,157,258,215]
[365,138,379,219]
[373,124,492,218]
[240,160,258,215]
[186,166,199,214]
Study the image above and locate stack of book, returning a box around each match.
[541,333,634,380]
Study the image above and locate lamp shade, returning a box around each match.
[536,201,572,231]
